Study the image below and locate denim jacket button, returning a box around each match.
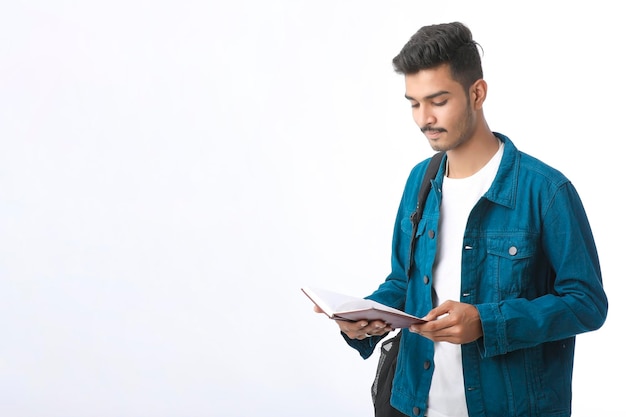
[509,246,518,256]
[423,275,429,285]
[413,407,421,416]
[428,230,435,239]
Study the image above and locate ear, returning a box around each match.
[470,79,488,110]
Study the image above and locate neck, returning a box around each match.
[446,129,499,179]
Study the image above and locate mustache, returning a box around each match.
[421,126,446,134]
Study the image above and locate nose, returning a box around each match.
[412,106,435,128]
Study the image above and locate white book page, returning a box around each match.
[301,287,367,315]
[302,287,405,314]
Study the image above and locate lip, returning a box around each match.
[424,130,444,140]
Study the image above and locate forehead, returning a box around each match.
[404,64,463,99]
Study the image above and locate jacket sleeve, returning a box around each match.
[343,161,428,359]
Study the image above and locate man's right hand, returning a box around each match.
[313,306,392,340]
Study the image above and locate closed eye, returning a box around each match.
[433,100,448,106]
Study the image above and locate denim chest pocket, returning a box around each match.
[486,234,538,299]
[400,216,414,236]
[400,216,429,239]
[400,216,431,272]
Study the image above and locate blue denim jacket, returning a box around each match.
[345,133,608,417]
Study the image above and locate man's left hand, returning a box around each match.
[409,300,483,344]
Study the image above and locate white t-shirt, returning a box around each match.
[426,141,504,417]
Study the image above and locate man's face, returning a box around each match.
[404,64,476,152]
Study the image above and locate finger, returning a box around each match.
[409,324,422,333]
[341,320,368,335]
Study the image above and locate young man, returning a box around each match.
[319,22,608,417]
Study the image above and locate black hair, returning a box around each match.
[392,22,483,91]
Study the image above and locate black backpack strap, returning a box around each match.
[407,151,444,278]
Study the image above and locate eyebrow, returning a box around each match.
[404,90,451,101]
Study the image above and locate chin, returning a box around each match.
[428,140,447,152]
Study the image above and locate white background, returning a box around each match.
[0,1,622,416]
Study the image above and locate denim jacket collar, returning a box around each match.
[434,132,518,210]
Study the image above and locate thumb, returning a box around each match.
[423,301,452,321]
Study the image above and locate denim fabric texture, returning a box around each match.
[344,133,608,417]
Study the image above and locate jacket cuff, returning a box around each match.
[476,303,507,357]
[341,331,385,359]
